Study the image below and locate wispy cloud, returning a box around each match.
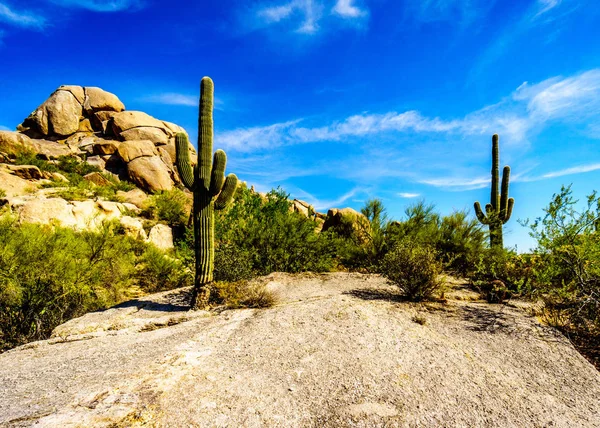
[218,68,600,153]
[332,0,367,18]
[541,163,600,179]
[291,186,365,210]
[253,0,367,35]
[48,0,144,12]
[0,125,10,131]
[0,2,46,28]
[403,0,496,27]
[141,93,196,107]
[398,192,421,198]
[533,0,563,19]
[417,177,490,191]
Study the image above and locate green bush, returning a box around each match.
[214,243,254,282]
[523,185,600,333]
[142,189,190,226]
[14,152,59,172]
[215,186,337,275]
[380,240,444,301]
[0,215,191,351]
[471,247,535,298]
[0,217,136,350]
[135,246,192,293]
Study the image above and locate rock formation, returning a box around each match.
[1,85,197,193]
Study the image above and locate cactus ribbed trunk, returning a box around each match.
[474,134,514,249]
[175,77,238,309]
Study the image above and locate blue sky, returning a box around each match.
[1,0,599,251]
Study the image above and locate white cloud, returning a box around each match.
[259,3,296,22]
[218,68,600,153]
[254,0,366,34]
[418,177,490,191]
[542,163,600,179]
[0,3,46,28]
[291,186,364,210]
[534,0,562,19]
[398,192,420,198]
[49,0,144,12]
[332,0,366,18]
[141,93,196,107]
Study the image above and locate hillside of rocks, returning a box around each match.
[0,85,375,245]
[1,273,599,427]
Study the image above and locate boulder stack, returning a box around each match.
[1,85,197,193]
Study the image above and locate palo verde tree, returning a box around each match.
[474,134,514,248]
[175,77,238,309]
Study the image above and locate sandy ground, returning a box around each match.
[1,272,599,427]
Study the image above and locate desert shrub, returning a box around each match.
[0,189,6,198]
[437,210,486,275]
[214,243,254,282]
[0,215,190,351]
[471,247,535,298]
[56,156,100,176]
[380,240,444,301]
[142,188,190,226]
[215,186,337,275]
[136,246,193,293]
[0,217,136,350]
[210,280,276,309]
[14,152,59,172]
[385,202,484,275]
[523,185,600,334]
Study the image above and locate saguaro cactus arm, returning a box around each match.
[474,201,489,224]
[175,133,195,190]
[215,174,238,210]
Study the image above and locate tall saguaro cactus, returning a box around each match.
[175,77,238,309]
[474,134,514,248]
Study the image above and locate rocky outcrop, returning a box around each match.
[2,194,173,247]
[7,85,198,193]
[322,207,371,244]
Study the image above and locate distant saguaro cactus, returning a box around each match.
[474,134,514,248]
[175,77,238,309]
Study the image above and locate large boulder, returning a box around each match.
[0,131,37,156]
[83,87,125,113]
[117,140,159,163]
[127,156,174,192]
[120,127,170,145]
[322,208,371,244]
[148,224,174,250]
[21,89,82,137]
[0,169,36,197]
[31,138,73,159]
[111,111,166,134]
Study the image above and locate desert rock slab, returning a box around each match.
[83,87,125,113]
[127,156,174,192]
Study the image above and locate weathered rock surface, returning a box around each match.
[5,164,43,180]
[116,188,148,208]
[147,223,175,250]
[127,156,174,192]
[0,169,35,197]
[117,139,157,162]
[0,130,37,156]
[0,273,598,427]
[7,196,139,231]
[7,85,194,193]
[83,87,125,113]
